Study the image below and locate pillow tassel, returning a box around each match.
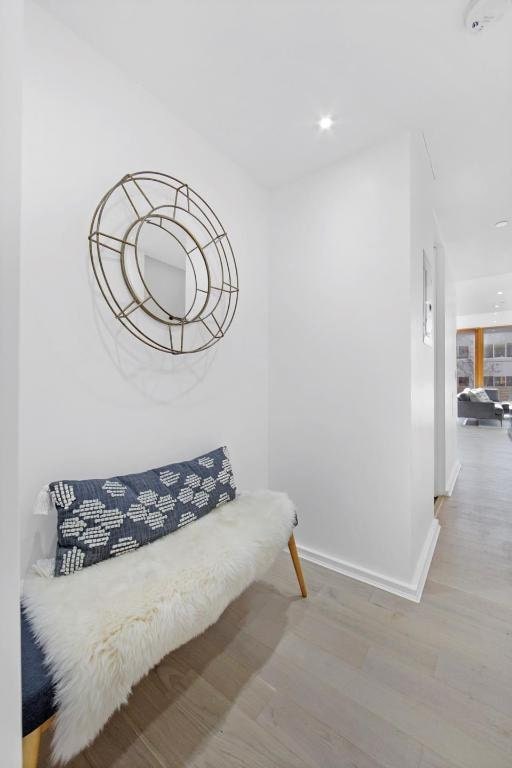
[34,485,54,516]
[31,558,55,578]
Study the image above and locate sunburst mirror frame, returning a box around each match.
[89,171,239,354]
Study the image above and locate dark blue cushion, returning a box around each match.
[52,446,236,576]
[21,608,56,736]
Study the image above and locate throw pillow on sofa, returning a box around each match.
[468,388,491,403]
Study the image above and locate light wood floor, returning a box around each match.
[40,422,512,767]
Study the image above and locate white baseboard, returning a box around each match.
[297,518,440,603]
[445,460,461,497]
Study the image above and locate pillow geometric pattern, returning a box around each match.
[52,446,235,576]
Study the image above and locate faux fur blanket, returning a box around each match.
[23,490,296,764]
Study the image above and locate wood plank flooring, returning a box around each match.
[39,422,512,767]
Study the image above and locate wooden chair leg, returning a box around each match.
[288,534,307,598]
[22,725,42,768]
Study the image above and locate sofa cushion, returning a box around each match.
[485,388,500,402]
[457,388,471,401]
[468,388,491,402]
[51,446,236,576]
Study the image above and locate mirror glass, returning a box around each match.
[139,222,187,319]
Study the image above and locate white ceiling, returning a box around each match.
[35,0,512,281]
[457,271,512,314]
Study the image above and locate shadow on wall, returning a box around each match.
[37,582,294,765]
[22,275,221,570]
[89,271,218,405]
[25,512,58,580]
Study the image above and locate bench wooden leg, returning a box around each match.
[22,725,42,768]
[288,534,307,598]
[22,716,54,768]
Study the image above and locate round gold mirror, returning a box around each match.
[89,171,238,353]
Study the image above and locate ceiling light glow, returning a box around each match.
[498,291,504,295]
[495,220,509,228]
[318,115,334,131]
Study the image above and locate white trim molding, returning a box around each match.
[297,518,440,603]
[445,460,461,497]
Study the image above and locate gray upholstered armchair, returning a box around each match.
[457,388,503,427]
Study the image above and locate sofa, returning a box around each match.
[457,387,504,427]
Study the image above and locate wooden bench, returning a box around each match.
[21,608,56,768]
[22,534,306,767]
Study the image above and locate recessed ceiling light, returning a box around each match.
[498,290,504,295]
[494,304,500,308]
[495,220,509,228]
[318,115,334,131]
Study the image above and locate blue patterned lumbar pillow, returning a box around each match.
[51,446,235,576]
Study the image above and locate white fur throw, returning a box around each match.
[23,490,296,764]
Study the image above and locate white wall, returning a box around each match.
[444,262,458,489]
[269,134,439,599]
[435,239,459,495]
[0,0,22,761]
[20,4,450,605]
[20,3,270,573]
[409,133,436,565]
[457,310,512,328]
